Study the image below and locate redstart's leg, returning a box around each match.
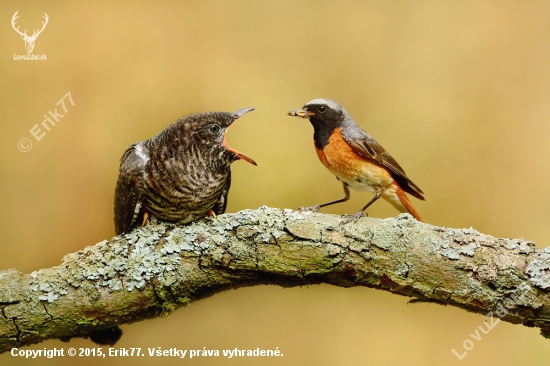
[300,181,350,212]
[341,187,383,225]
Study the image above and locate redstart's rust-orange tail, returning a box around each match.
[394,184,424,222]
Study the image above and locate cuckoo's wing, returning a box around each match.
[114,141,149,234]
[341,127,424,200]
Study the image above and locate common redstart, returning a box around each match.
[288,98,424,223]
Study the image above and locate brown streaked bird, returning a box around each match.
[288,98,425,223]
[114,108,256,235]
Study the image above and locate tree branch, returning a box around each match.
[2,206,550,353]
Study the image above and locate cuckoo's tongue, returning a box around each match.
[224,107,257,166]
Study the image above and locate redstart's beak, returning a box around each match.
[224,107,257,166]
[287,108,315,118]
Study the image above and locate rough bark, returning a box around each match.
[1,206,550,353]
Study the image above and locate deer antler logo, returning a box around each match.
[11,11,49,54]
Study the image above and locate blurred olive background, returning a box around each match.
[2,0,550,365]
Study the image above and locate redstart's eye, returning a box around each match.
[208,124,221,135]
[318,105,327,113]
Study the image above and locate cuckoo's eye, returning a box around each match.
[318,105,327,113]
[208,124,221,135]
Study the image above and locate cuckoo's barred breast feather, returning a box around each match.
[114,108,255,235]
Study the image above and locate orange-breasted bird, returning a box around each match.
[288,98,425,223]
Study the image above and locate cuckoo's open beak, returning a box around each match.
[224,107,257,166]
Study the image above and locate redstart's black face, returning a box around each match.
[289,98,344,124]
[288,98,347,149]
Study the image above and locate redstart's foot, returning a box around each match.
[340,210,366,225]
[299,205,321,213]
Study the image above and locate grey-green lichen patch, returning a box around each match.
[348,240,368,253]
[21,206,543,330]
[7,206,550,351]
[286,221,321,241]
[503,238,536,254]
[394,262,409,278]
[322,230,350,247]
[436,227,480,259]
[493,268,524,289]
[431,227,535,263]
[256,232,274,244]
[441,248,460,260]
[527,248,550,289]
[325,244,342,257]
[236,226,259,239]
[166,226,206,253]
[28,217,236,302]
[459,243,477,256]
[25,206,337,303]
[394,213,418,226]
[431,237,442,253]
[476,264,498,282]
[0,269,25,302]
[510,283,544,309]
[368,214,418,250]
[339,219,376,244]
[29,267,70,303]
[225,206,297,244]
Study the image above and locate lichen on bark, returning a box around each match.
[1,206,550,353]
